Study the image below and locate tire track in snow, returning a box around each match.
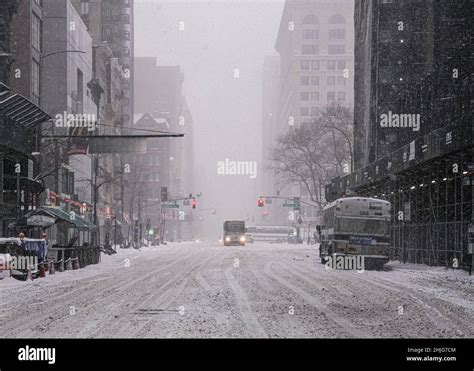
[354,272,471,336]
[263,261,368,338]
[224,267,268,338]
[1,246,196,337]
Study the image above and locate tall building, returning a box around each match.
[0,0,19,85]
[260,55,281,225]
[0,0,50,237]
[275,0,354,131]
[71,0,134,129]
[133,57,195,241]
[70,0,134,243]
[129,113,171,242]
[9,0,43,105]
[273,0,354,232]
[41,0,95,221]
[326,0,473,266]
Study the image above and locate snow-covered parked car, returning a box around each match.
[0,252,12,279]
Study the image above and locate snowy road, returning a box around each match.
[0,242,472,338]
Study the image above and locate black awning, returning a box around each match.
[0,94,51,127]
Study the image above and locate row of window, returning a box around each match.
[302,29,346,40]
[300,92,346,114]
[302,14,345,25]
[300,60,346,71]
[302,44,346,55]
[301,75,347,86]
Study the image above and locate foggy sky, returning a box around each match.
[135,0,284,237]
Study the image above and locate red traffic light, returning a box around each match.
[257,198,264,207]
[192,199,197,209]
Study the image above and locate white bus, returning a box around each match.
[318,197,391,270]
[245,225,295,243]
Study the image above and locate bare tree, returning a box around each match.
[269,104,353,209]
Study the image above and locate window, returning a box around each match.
[329,14,345,24]
[77,68,84,107]
[329,29,345,40]
[337,92,346,101]
[301,76,310,86]
[327,60,336,70]
[337,76,346,86]
[300,60,310,71]
[327,76,336,85]
[301,107,309,116]
[327,92,336,101]
[302,14,318,24]
[310,76,319,86]
[311,107,318,116]
[337,60,346,70]
[311,60,320,70]
[31,60,40,105]
[303,29,318,40]
[328,45,345,54]
[80,0,89,15]
[31,14,41,52]
[302,44,318,55]
[311,92,319,101]
[301,92,309,101]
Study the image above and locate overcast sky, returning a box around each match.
[135,0,284,236]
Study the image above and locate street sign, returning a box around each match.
[283,203,296,208]
[162,204,179,209]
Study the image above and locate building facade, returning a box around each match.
[133,57,194,241]
[326,0,474,267]
[260,55,282,225]
[0,0,51,237]
[71,0,134,244]
[41,0,95,220]
[275,0,354,130]
[273,0,355,233]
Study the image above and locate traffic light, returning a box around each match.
[192,198,197,209]
[257,198,264,207]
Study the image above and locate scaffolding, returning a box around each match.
[325,125,473,268]
[355,150,472,267]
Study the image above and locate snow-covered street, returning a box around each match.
[0,242,472,338]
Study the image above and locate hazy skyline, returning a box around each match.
[135,0,285,236]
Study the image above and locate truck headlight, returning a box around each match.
[225,236,231,242]
[240,236,246,243]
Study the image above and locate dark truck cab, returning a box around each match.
[223,220,246,246]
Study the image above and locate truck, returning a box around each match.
[223,220,246,246]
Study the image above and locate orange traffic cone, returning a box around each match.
[39,263,46,278]
[49,260,55,275]
[72,257,80,270]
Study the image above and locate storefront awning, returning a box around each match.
[23,206,96,229]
